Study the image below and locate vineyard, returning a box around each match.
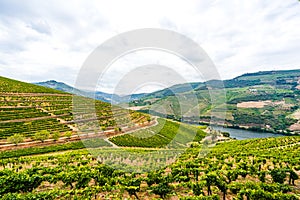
[109,118,207,148]
[1,76,300,199]
[0,76,150,147]
[0,136,299,199]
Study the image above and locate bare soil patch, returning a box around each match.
[237,100,289,108]
[289,123,300,131]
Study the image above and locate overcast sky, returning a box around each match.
[0,0,300,94]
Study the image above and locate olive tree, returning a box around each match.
[7,134,24,145]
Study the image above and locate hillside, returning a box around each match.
[0,76,150,148]
[0,76,67,94]
[0,75,299,199]
[130,69,300,134]
[35,80,148,103]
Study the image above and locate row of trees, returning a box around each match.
[7,131,73,145]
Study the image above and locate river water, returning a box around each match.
[211,126,285,140]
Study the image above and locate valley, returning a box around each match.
[129,70,300,135]
[0,72,299,199]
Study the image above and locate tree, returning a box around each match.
[65,131,72,140]
[52,132,60,142]
[33,130,50,143]
[101,126,107,132]
[114,127,122,133]
[222,132,230,137]
[270,169,286,184]
[7,134,24,145]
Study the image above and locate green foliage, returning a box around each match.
[270,169,287,184]
[33,130,50,142]
[0,126,299,199]
[182,195,220,200]
[221,132,230,137]
[52,131,60,141]
[65,131,72,139]
[110,118,206,148]
[7,134,24,145]
[0,138,112,159]
[0,76,66,93]
[151,181,173,198]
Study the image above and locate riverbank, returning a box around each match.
[211,126,286,140]
[196,120,298,136]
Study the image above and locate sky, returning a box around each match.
[0,0,300,94]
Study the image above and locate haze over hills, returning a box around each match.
[32,69,300,134]
[35,80,148,104]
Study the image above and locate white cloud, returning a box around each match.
[0,0,300,93]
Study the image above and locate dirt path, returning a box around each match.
[103,138,119,148]
[108,116,159,139]
[0,118,158,150]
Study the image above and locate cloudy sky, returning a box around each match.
[0,0,300,94]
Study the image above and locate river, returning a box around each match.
[211,126,285,140]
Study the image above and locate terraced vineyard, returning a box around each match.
[0,76,150,147]
[0,136,299,199]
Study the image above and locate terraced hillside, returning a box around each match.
[130,70,300,134]
[0,76,150,148]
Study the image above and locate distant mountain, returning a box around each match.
[34,80,148,103]
[137,69,300,100]
[35,80,80,94]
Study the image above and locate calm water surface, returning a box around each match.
[211,126,285,140]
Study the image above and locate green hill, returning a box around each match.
[0,76,67,94]
[0,76,149,144]
[0,75,299,200]
[34,80,148,103]
[130,69,300,134]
